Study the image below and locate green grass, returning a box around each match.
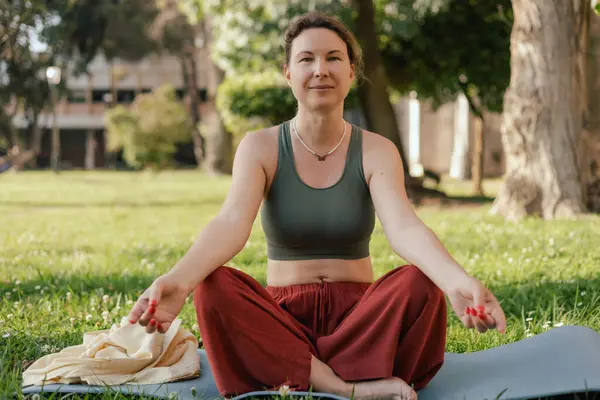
[2,171,600,400]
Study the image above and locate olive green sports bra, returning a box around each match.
[260,120,375,260]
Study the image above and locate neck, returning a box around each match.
[294,105,346,149]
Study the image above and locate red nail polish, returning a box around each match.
[468,308,476,316]
[150,319,156,326]
[129,319,136,324]
[149,306,156,314]
[477,305,485,312]
[150,300,157,306]
[478,314,485,320]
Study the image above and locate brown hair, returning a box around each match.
[283,11,364,82]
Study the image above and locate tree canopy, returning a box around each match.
[207,0,512,137]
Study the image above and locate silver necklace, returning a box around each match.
[292,118,347,162]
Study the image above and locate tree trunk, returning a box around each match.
[202,65,233,175]
[471,115,484,196]
[85,74,96,170]
[180,51,206,167]
[490,0,589,220]
[199,18,233,175]
[351,0,409,174]
[449,91,471,180]
[582,6,600,212]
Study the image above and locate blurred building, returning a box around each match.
[12,50,212,169]
[10,48,508,177]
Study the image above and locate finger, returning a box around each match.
[157,321,171,334]
[460,314,475,329]
[477,311,496,330]
[489,301,507,334]
[137,282,162,326]
[145,318,158,334]
[147,281,162,308]
[138,300,159,327]
[473,316,488,333]
[127,302,145,325]
[472,284,486,311]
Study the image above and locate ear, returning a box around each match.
[349,63,356,82]
[283,64,292,87]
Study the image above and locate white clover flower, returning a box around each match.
[554,322,564,327]
[85,314,92,321]
[192,324,199,332]
[70,318,75,323]
[15,280,20,285]
[102,295,109,303]
[278,384,290,396]
[2,333,10,338]
[526,317,533,322]
[7,314,13,319]
[66,292,72,301]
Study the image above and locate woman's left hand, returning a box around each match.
[446,275,507,334]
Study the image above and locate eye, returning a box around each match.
[299,57,313,62]
[328,56,341,61]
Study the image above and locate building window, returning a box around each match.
[67,89,86,104]
[117,90,135,104]
[92,89,110,104]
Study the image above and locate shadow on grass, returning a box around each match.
[488,273,600,318]
[0,198,224,209]
[1,268,268,299]
[5,266,600,400]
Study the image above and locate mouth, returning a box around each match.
[310,85,334,90]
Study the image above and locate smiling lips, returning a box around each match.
[310,85,334,90]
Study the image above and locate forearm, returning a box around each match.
[168,215,248,293]
[389,223,470,293]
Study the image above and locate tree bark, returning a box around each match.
[490,0,589,219]
[199,17,233,175]
[352,0,409,174]
[582,6,600,212]
[202,65,233,175]
[180,52,206,167]
[471,115,485,196]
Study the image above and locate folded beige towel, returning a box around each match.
[22,317,200,387]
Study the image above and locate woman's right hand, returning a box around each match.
[127,273,191,334]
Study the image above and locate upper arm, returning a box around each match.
[215,131,267,237]
[367,137,422,238]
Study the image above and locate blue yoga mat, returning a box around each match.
[22,325,600,400]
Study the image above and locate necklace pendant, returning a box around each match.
[317,155,327,161]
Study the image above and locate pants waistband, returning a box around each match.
[266,280,371,297]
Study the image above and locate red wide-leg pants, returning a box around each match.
[193,264,447,397]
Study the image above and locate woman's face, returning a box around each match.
[284,28,355,113]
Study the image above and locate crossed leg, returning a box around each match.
[193,265,446,398]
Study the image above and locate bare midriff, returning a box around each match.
[266,257,374,286]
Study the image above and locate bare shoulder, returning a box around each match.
[237,125,279,163]
[360,128,403,184]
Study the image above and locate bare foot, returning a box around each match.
[347,377,417,400]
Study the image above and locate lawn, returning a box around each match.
[1,171,600,399]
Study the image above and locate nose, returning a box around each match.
[314,59,329,78]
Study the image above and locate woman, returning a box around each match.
[127,12,506,400]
